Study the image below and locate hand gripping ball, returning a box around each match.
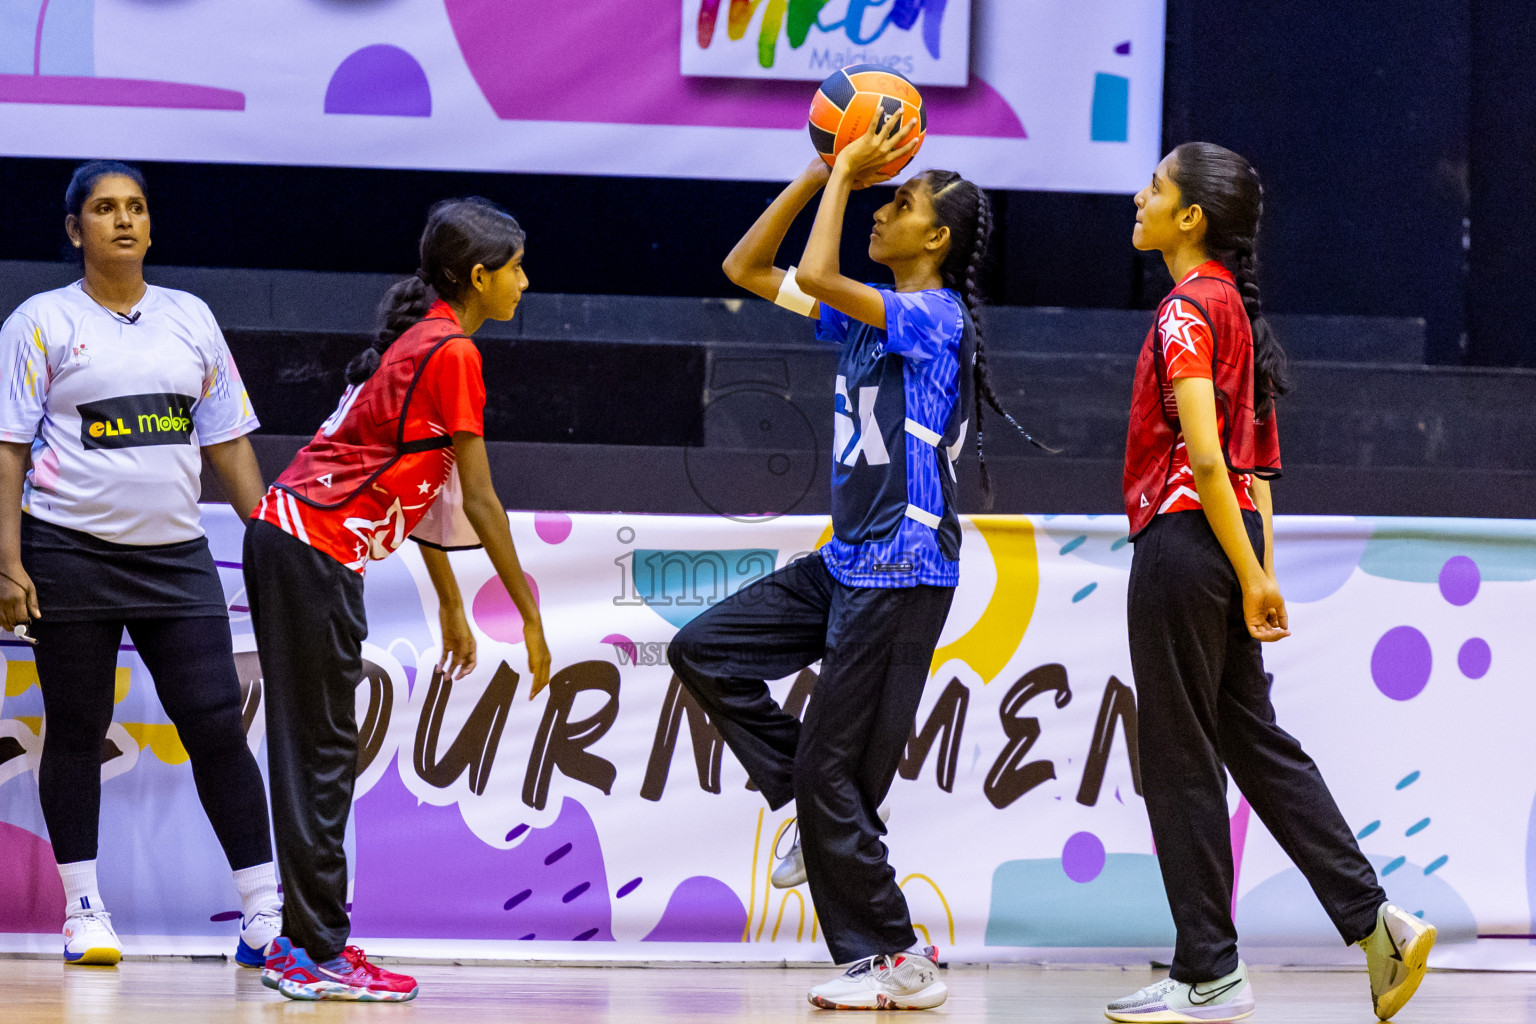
[809,64,927,178]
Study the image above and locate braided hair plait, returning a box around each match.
[923,171,1058,509]
[1169,143,1289,418]
[1234,241,1288,418]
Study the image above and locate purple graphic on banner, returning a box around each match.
[1438,555,1480,606]
[0,822,62,933]
[1458,638,1491,679]
[352,766,614,941]
[325,45,431,117]
[1370,626,1432,701]
[642,875,747,942]
[444,1,1025,137]
[1061,831,1105,883]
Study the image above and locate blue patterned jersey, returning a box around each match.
[816,287,975,588]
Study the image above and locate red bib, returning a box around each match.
[1123,273,1281,538]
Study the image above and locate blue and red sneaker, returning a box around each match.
[260,937,312,991]
[277,945,419,1002]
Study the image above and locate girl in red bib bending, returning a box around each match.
[1108,143,1434,1024]
[245,198,550,1003]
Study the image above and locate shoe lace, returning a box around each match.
[773,818,800,860]
[842,954,888,978]
[68,909,112,923]
[341,946,383,978]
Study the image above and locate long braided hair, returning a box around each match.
[1168,143,1289,417]
[346,197,525,384]
[922,171,1056,507]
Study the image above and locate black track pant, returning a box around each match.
[244,520,368,963]
[33,615,272,870]
[669,554,954,965]
[1128,510,1385,982]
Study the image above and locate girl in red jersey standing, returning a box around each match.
[244,198,550,1003]
[1108,143,1434,1024]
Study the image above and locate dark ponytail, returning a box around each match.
[1169,142,1289,417]
[922,170,1056,509]
[348,197,525,385]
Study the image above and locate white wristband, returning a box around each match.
[773,265,817,317]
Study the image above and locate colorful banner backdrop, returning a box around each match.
[0,0,1163,192]
[2,510,1528,968]
[681,1,974,86]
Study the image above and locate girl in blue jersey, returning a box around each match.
[672,116,1018,1011]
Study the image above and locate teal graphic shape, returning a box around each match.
[985,853,1175,946]
[1090,73,1129,142]
[634,549,777,630]
[1359,518,1536,583]
[1043,520,1132,571]
[1237,855,1477,944]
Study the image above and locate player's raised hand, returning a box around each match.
[835,111,919,189]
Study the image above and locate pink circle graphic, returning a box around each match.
[535,512,573,545]
[472,573,540,644]
[602,634,637,665]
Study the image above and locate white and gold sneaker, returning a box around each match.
[63,909,121,966]
[1360,902,1436,1020]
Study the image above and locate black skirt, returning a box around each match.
[21,514,229,622]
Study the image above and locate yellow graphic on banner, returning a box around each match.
[932,516,1038,683]
[120,723,189,765]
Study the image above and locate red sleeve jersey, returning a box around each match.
[254,302,485,572]
[1153,262,1258,517]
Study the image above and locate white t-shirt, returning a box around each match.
[0,281,259,545]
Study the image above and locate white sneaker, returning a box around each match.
[1105,961,1255,1022]
[771,823,806,889]
[1359,902,1436,1020]
[236,907,282,968]
[772,805,890,889]
[63,910,122,966]
[807,946,946,1010]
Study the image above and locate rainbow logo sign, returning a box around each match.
[681,0,972,86]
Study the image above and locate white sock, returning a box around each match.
[57,859,104,915]
[232,862,281,921]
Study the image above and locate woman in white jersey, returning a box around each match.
[0,162,281,967]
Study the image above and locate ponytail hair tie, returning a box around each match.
[413,268,431,285]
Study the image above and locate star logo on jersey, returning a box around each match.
[417,480,431,494]
[1159,300,1203,358]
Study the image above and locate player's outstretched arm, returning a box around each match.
[1172,377,1288,642]
[419,544,476,680]
[722,160,831,303]
[796,115,919,329]
[202,435,266,522]
[0,442,37,632]
[452,431,551,695]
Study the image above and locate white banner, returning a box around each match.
[0,0,1164,192]
[680,1,974,86]
[0,510,1530,967]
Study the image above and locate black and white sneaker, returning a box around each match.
[1105,961,1255,1022]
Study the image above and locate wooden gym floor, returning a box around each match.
[1,958,1522,1023]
